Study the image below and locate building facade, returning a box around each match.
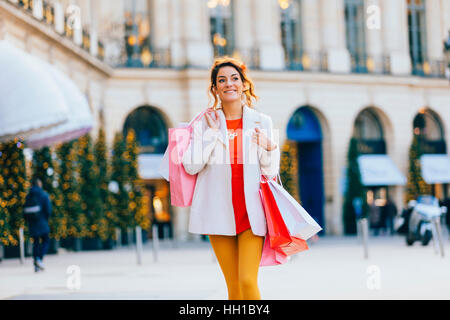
[1,0,449,239]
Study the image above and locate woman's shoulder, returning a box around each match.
[248,107,272,126]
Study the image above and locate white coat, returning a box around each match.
[180,105,280,236]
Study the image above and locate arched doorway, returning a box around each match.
[287,106,325,232]
[351,107,405,235]
[123,105,172,240]
[413,108,448,200]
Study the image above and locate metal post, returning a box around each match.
[135,226,143,265]
[432,217,445,258]
[115,228,121,249]
[361,218,369,260]
[152,224,159,262]
[19,227,25,264]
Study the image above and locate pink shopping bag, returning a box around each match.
[167,109,209,207]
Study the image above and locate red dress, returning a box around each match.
[226,118,251,234]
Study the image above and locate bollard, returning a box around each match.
[19,227,25,265]
[360,218,369,260]
[432,217,445,258]
[115,228,121,249]
[152,224,159,262]
[135,226,143,265]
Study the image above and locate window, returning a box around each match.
[407,0,427,75]
[345,0,367,73]
[123,107,168,154]
[279,0,304,70]
[413,109,446,154]
[124,0,152,67]
[354,109,385,154]
[207,0,235,57]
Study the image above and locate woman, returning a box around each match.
[181,56,280,300]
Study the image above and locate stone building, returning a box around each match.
[1,0,449,240]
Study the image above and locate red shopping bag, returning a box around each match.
[259,176,309,266]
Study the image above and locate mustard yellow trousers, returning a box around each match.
[208,229,264,300]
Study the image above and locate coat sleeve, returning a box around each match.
[258,115,280,179]
[181,117,222,175]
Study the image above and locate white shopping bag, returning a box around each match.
[267,179,322,240]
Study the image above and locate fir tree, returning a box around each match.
[31,146,66,240]
[77,134,102,239]
[0,139,28,245]
[110,132,129,230]
[56,140,87,239]
[279,140,301,203]
[343,138,367,235]
[125,129,150,230]
[405,134,431,203]
[0,147,13,246]
[93,128,112,241]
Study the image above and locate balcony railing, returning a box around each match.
[4,0,105,61]
[412,60,446,78]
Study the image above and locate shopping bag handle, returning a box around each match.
[261,173,283,188]
[188,107,214,126]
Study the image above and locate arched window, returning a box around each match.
[278,0,303,70]
[413,110,446,153]
[123,106,168,154]
[345,0,367,73]
[207,0,235,57]
[353,109,385,154]
[407,0,427,76]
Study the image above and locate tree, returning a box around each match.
[93,128,113,241]
[110,132,129,230]
[343,138,367,235]
[405,134,431,203]
[125,129,150,231]
[279,140,301,203]
[77,134,103,239]
[31,146,65,240]
[0,139,28,245]
[56,140,87,239]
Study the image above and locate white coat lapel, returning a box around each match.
[216,108,228,150]
[242,105,259,166]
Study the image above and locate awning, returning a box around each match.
[0,40,70,142]
[25,57,94,149]
[138,153,166,180]
[420,154,450,184]
[357,154,407,186]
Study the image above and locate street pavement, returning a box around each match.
[1,234,450,300]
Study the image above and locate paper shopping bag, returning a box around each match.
[260,235,288,266]
[267,179,322,240]
[165,110,208,207]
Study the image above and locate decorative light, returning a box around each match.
[278,0,290,10]
[366,57,375,73]
[141,47,152,67]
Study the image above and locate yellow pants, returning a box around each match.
[208,229,264,300]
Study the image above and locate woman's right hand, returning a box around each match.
[204,109,220,131]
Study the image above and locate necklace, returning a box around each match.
[226,118,242,140]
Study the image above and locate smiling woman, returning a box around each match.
[175,56,280,300]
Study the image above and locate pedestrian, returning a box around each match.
[382,197,397,235]
[23,178,51,273]
[369,202,382,236]
[181,56,280,300]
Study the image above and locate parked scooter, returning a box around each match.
[405,195,447,246]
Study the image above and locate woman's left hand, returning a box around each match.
[252,127,277,151]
